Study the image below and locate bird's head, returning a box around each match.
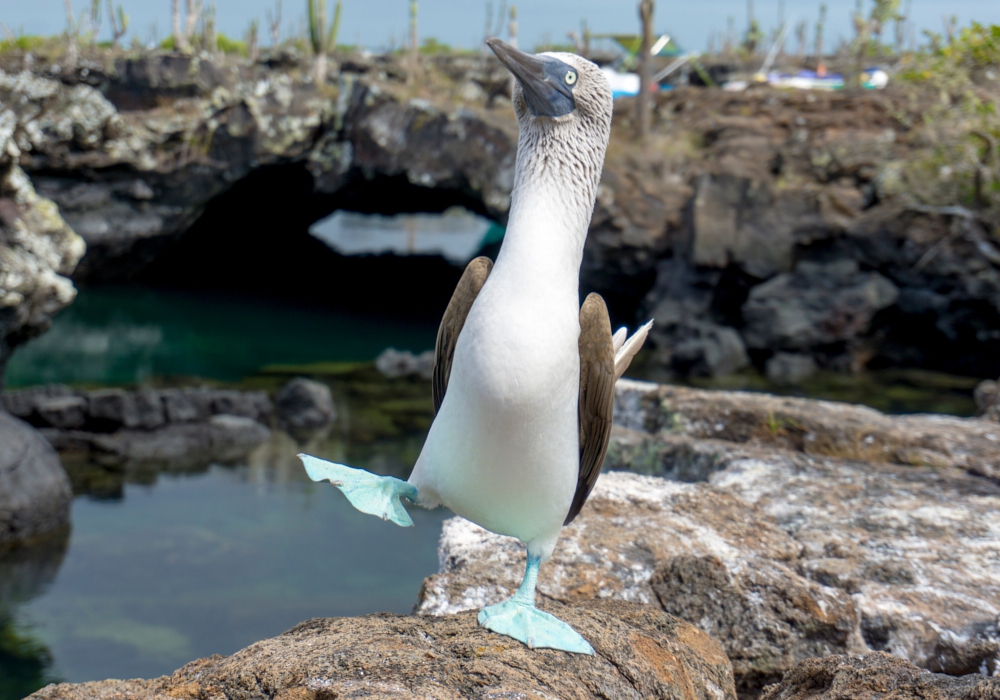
[487,38,612,143]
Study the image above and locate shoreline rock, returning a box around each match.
[27,601,738,700]
[3,384,273,470]
[0,411,72,546]
[0,100,84,390]
[759,653,1000,700]
[416,380,1000,697]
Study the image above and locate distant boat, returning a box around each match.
[727,68,889,92]
[309,206,504,265]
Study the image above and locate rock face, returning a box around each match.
[0,411,72,545]
[742,260,899,365]
[0,57,517,283]
[2,58,999,379]
[274,377,335,438]
[374,348,435,379]
[759,653,1000,700]
[28,601,737,700]
[0,89,85,388]
[416,380,1000,697]
[0,111,79,544]
[3,384,272,469]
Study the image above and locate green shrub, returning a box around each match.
[216,33,247,55]
[0,35,48,53]
[159,33,245,55]
[418,37,451,55]
[944,22,1000,68]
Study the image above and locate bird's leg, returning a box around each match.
[298,454,418,527]
[477,553,594,655]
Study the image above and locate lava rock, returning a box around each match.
[742,259,899,354]
[612,379,1000,480]
[759,652,1000,700]
[34,395,87,430]
[0,106,85,386]
[209,390,272,423]
[416,381,1000,696]
[766,352,818,385]
[0,411,71,545]
[86,388,134,429]
[374,348,435,379]
[83,414,270,470]
[160,387,214,424]
[417,473,867,696]
[27,601,737,700]
[275,377,336,436]
[642,258,749,377]
[975,378,999,422]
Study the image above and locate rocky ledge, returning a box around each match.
[3,384,274,470]
[0,410,71,546]
[0,91,84,388]
[760,653,1000,700]
[1,53,998,379]
[416,380,1000,697]
[27,600,737,700]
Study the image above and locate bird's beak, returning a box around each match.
[487,38,576,118]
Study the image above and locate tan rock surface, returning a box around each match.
[28,601,737,700]
[759,653,1000,700]
[417,381,1000,696]
[613,379,1000,480]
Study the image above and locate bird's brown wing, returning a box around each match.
[432,256,494,413]
[564,293,616,525]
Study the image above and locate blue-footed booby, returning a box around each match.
[299,38,652,654]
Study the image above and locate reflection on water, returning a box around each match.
[5,284,438,388]
[0,619,56,700]
[2,282,450,697]
[310,206,504,265]
[8,461,447,687]
[0,535,67,699]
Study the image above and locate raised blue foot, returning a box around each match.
[298,454,418,527]
[477,554,594,654]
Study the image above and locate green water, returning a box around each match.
[4,467,448,687]
[2,283,450,697]
[5,284,439,388]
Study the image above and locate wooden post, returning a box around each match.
[637,0,654,139]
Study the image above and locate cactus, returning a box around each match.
[247,19,260,61]
[202,2,216,53]
[90,0,101,44]
[64,0,79,69]
[408,0,418,83]
[267,0,282,46]
[307,0,341,85]
[172,0,202,52]
[108,0,128,48]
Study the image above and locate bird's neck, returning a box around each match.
[492,133,600,293]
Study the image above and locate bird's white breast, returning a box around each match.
[408,201,585,552]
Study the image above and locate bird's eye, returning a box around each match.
[564,71,577,85]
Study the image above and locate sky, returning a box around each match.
[1,0,999,54]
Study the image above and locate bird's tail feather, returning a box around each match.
[613,320,653,380]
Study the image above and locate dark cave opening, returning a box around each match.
[135,164,500,323]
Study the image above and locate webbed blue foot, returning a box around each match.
[478,598,594,654]
[477,553,594,654]
[298,454,418,527]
